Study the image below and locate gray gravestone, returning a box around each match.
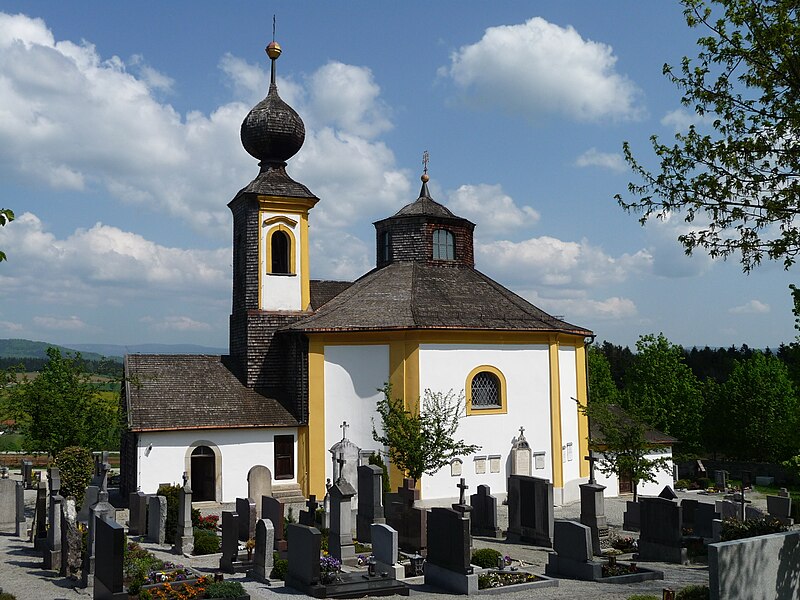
[510,427,532,476]
[579,482,608,554]
[21,459,33,489]
[329,470,357,563]
[545,519,601,581]
[741,470,753,489]
[0,478,16,533]
[356,464,385,542]
[44,494,63,570]
[372,523,402,579]
[285,523,322,588]
[694,502,718,538]
[658,485,678,500]
[623,500,640,531]
[147,495,167,545]
[261,495,287,551]
[638,498,687,564]
[426,507,471,574]
[716,499,739,520]
[82,490,116,588]
[681,498,699,528]
[714,470,727,490]
[93,515,127,599]
[128,491,150,536]
[173,484,194,555]
[299,495,319,527]
[219,511,240,573]
[34,481,47,550]
[248,466,272,516]
[78,484,100,524]
[767,495,793,526]
[506,475,554,547]
[385,478,427,553]
[745,505,765,520]
[470,484,501,538]
[15,480,25,537]
[61,498,81,579]
[236,497,256,541]
[249,518,275,582]
[329,426,361,500]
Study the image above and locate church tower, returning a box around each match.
[229,40,317,394]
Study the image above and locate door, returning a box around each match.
[191,445,216,501]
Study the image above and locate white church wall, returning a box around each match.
[260,211,301,311]
[323,344,390,484]
[417,343,551,501]
[558,346,583,504]
[595,447,675,498]
[136,427,298,502]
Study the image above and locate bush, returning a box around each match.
[271,553,288,580]
[124,541,163,595]
[192,509,219,530]
[0,432,24,452]
[676,585,710,600]
[193,528,220,555]
[675,479,692,490]
[55,446,93,506]
[0,593,18,600]
[721,516,788,541]
[157,483,181,544]
[696,477,711,489]
[369,452,391,494]
[205,580,245,598]
[471,547,502,568]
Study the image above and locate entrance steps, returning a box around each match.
[272,482,306,505]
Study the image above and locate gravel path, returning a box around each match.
[1,485,766,600]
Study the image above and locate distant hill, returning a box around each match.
[0,338,110,362]
[68,342,228,357]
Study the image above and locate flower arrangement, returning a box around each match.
[320,553,341,583]
[477,572,538,589]
[138,575,210,599]
[356,554,373,566]
[193,514,219,531]
[601,562,639,577]
[610,535,638,552]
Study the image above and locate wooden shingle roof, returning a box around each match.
[310,280,353,310]
[124,354,299,432]
[286,262,592,335]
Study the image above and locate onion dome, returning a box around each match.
[240,40,305,165]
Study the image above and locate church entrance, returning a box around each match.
[191,445,216,501]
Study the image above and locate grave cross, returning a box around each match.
[306,495,318,512]
[584,452,599,485]
[340,421,349,440]
[518,426,525,438]
[182,471,189,487]
[336,452,346,482]
[457,478,469,505]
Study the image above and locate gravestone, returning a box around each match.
[767,495,793,526]
[299,495,319,527]
[93,515,127,599]
[356,464,385,542]
[681,498,698,529]
[78,485,100,524]
[261,495,287,552]
[21,459,33,489]
[248,518,275,583]
[82,490,116,588]
[694,502,719,538]
[714,470,728,491]
[424,507,477,595]
[33,481,47,550]
[506,475,554,547]
[43,494,63,570]
[372,523,403,579]
[236,497,257,541]
[579,482,608,554]
[623,500,640,531]
[15,480,25,537]
[173,483,194,555]
[470,484,501,538]
[451,478,473,518]
[741,470,753,489]
[638,498,687,564]
[658,485,678,500]
[47,466,61,499]
[128,491,150,536]
[329,462,357,564]
[329,422,361,496]
[745,505,765,520]
[219,511,242,573]
[60,498,81,579]
[0,479,17,533]
[285,523,322,590]
[248,465,272,517]
[779,488,790,498]
[147,495,167,545]
[385,478,427,553]
[510,426,532,476]
[545,519,600,580]
[716,499,739,520]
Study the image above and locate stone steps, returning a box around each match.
[271,483,306,505]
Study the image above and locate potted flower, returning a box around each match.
[320,554,341,584]
[245,538,256,561]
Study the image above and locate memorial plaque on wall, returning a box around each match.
[489,456,501,473]
[534,452,546,470]
[450,459,462,477]
[515,450,531,476]
[474,457,487,475]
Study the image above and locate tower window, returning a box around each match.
[432,229,455,260]
[465,365,507,415]
[271,230,290,274]
[381,231,391,263]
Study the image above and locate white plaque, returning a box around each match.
[534,452,546,470]
[450,459,462,477]
[515,449,531,476]
[567,442,573,461]
[489,455,501,473]
[474,456,487,475]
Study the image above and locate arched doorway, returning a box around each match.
[191,445,216,501]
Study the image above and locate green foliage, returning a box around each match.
[271,553,289,580]
[157,484,181,544]
[618,0,800,272]
[470,547,502,568]
[0,593,18,600]
[0,432,23,451]
[0,347,120,456]
[588,346,618,405]
[124,541,164,595]
[720,516,788,541]
[675,479,693,489]
[193,528,220,555]
[676,585,710,600]
[622,333,704,455]
[55,446,93,506]
[372,385,480,483]
[205,580,245,598]
[368,451,391,494]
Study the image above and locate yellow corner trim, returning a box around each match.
[465,365,508,416]
[575,342,590,478]
[549,338,563,488]
[307,339,326,498]
[265,224,297,275]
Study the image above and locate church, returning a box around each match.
[120,40,594,507]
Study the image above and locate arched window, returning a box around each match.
[466,366,507,415]
[381,231,391,263]
[432,229,455,260]
[271,230,290,274]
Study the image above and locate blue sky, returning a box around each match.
[0,2,795,350]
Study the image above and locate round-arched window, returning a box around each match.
[471,371,501,408]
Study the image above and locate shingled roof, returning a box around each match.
[310,279,353,310]
[234,163,317,200]
[286,262,592,335]
[124,354,299,432]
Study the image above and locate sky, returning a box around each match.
[0,1,796,351]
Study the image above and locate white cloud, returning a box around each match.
[575,148,626,172]
[443,17,642,122]
[729,300,770,314]
[0,320,23,332]
[446,184,539,234]
[518,288,637,324]
[140,315,212,331]
[33,315,87,330]
[661,108,713,133]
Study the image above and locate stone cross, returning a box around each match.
[519,426,525,437]
[336,453,346,481]
[182,471,189,487]
[457,478,469,506]
[340,421,349,440]
[585,453,599,485]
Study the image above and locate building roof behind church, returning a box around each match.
[285,262,592,335]
[124,354,299,432]
[310,279,353,310]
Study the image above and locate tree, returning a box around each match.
[588,346,619,405]
[582,401,671,502]
[0,347,120,457]
[617,0,800,271]
[0,208,12,262]
[623,334,705,456]
[371,385,480,483]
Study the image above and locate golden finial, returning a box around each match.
[421,150,430,182]
[266,15,281,85]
